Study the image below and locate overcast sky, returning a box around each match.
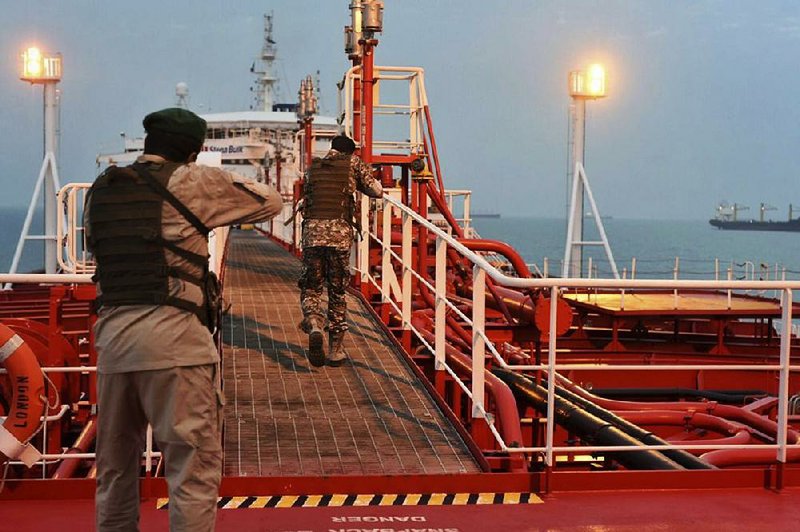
[1,0,798,219]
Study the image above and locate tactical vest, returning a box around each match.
[87,162,209,322]
[304,157,355,225]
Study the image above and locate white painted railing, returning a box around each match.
[354,195,800,468]
[57,183,94,274]
[339,65,428,154]
[259,198,299,249]
[54,182,230,276]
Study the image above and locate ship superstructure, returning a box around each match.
[96,14,339,193]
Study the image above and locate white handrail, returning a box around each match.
[383,195,800,290]
[355,194,800,469]
[339,65,427,154]
[0,274,93,284]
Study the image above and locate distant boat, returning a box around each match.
[709,218,800,232]
[709,202,800,232]
[472,213,501,219]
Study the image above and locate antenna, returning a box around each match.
[251,12,278,111]
[315,69,323,114]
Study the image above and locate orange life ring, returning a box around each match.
[0,323,46,467]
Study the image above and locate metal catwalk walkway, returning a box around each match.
[220,230,480,477]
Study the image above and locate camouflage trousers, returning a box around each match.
[299,247,351,334]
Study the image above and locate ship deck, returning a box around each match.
[3,487,799,531]
[3,230,800,530]
[219,230,480,479]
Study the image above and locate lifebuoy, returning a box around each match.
[0,323,46,467]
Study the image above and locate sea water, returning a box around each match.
[0,207,43,274]
[471,216,800,281]
[3,207,800,282]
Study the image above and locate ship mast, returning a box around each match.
[251,13,278,111]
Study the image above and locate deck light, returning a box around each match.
[21,46,62,83]
[11,45,63,276]
[564,62,617,279]
[569,63,606,99]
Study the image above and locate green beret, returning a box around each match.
[143,107,207,144]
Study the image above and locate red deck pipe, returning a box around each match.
[617,410,749,436]
[701,447,800,468]
[458,239,534,279]
[557,375,800,445]
[52,416,97,479]
[423,105,447,195]
[677,432,755,452]
[360,39,377,165]
[426,184,464,238]
[411,315,524,455]
[617,410,756,452]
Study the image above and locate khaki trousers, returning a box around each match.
[95,364,223,532]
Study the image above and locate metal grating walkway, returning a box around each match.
[220,230,480,477]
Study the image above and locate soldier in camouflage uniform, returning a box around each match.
[299,135,383,366]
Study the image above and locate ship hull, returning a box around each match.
[709,219,800,231]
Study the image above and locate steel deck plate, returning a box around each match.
[220,231,479,477]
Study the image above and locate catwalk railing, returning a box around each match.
[54,182,229,276]
[351,194,800,469]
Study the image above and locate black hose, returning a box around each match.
[550,383,714,470]
[493,368,684,471]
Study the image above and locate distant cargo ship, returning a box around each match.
[472,212,501,218]
[709,202,800,232]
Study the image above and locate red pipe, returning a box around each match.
[423,105,447,195]
[411,314,524,453]
[557,375,800,444]
[52,416,97,479]
[617,410,756,451]
[426,184,463,238]
[701,448,800,468]
[488,286,535,324]
[417,283,472,347]
[674,431,755,452]
[617,410,748,436]
[388,227,517,326]
[360,39,377,165]
[458,239,533,279]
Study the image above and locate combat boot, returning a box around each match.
[326,331,348,367]
[307,317,325,367]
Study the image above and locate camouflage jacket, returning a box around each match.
[301,150,382,250]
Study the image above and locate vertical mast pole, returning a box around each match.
[568,98,585,278]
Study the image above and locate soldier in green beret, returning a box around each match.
[87,107,283,532]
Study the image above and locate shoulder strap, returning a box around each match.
[131,163,210,236]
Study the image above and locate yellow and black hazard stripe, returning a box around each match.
[157,492,543,510]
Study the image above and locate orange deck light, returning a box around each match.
[21,46,62,83]
[569,63,607,99]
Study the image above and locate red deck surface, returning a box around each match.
[2,488,798,531]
